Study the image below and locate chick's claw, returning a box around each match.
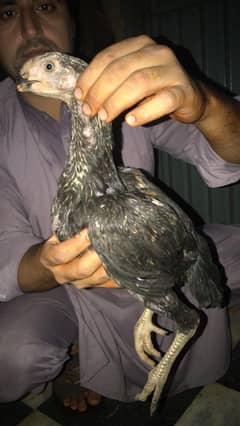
[135,363,165,415]
[134,308,167,366]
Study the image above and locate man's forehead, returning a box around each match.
[0,0,16,5]
[0,0,32,5]
[0,0,62,5]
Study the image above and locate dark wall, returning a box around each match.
[74,1,116,61]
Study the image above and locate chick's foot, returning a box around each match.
[134,308,167,367]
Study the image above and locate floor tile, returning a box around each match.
[18,411,61,426]
[176,383,240,426]
[23,384,52,410]
[39,396,154,426]
[0,401,32,426]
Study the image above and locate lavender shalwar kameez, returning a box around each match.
[0,77,240,402]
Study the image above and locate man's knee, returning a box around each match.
[0,289,77,402]
[0,340,68,402]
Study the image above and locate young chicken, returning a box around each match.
[17,52,226,415]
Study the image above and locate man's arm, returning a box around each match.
[75,35,240,164]
[17,241,57,292]
[194,82,240,163]
[0,167,43,301]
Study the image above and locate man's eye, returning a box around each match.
[37,3,55,13]
[0,9,16,21]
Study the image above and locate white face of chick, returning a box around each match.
[17,52,78,102]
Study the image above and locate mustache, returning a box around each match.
[16,38,59,68]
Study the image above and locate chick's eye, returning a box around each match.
[44,62,55,72]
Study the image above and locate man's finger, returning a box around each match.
[70,266,118,289]
[54,248,102,284]
[94,65,170,123]
[43,228,91,266]
[96,279,119,288]
[75,35,156,106]
[123,86,186,126]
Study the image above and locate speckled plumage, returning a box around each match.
[17,52,226,415]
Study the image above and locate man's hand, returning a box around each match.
[75,35,207,126]
[18,229,118,292]
[75,34,240,163]
[40,229,117,289]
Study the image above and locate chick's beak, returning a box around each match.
[16,75,39,92]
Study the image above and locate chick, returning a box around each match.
[17,52,225,415]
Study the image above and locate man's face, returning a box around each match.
[0,0,74,79]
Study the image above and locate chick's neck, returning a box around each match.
[64,98,125,198]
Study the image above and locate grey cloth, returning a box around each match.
[121,115,240,188]
[0,286,78,402]
[0,77,239,402]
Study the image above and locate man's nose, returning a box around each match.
[20,8,42,39]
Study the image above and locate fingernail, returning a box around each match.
[82,103,92,116]
[49,234,59,244]
[78,228,90,241]
[126,114,136,125]
[74,87,83,100]
[98,108,108,121]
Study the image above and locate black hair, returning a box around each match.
[66,1,115,61]
[66,0,80,19]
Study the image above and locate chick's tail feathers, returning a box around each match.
[185,234,227,309]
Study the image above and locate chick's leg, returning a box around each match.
[135,292,200,415]
[134,308,167,366]
[136,327,198,415]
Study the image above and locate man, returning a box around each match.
[1,0,240,415]
[0,0,103,411]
